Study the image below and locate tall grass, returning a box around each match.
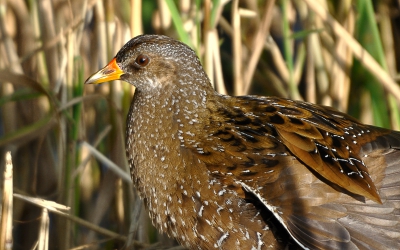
[0,0,399,249]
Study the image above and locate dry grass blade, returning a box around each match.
[13,193,131,244]
[303,0,400,102]
[12,194,70,212]
[0,70,54,99]
[0,113,55,148]
[0,70,57,147]
[0,152,13,250]
[81,142,132,184]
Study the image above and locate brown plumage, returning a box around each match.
[85,34,400,249]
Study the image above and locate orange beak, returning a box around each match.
[85,58,125,84]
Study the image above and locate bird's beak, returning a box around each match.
[85,58,125,84]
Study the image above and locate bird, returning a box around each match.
[85,34,400,250]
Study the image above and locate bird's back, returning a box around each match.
[187,94,400,249]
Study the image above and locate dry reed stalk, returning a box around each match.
[0,152,13,250]
[203,0,214,88]
[211,30,228,95]
[37,0,60,90]
[38,208,49,250]
[243,0,275,94]
[0,0,21,154]
[378,3,400,130]
[329,3,353,112]
[131,0,143,36]
[232,0,243,96]
[305,35,317,104]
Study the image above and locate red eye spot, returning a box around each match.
[136,54,150,66]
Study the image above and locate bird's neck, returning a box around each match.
[126,85,214,192]
[126,86,218,233]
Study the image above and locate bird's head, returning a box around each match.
[85,35,210,95]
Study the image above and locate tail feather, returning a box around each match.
[344,137,400,249]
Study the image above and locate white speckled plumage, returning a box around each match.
[86,35,400,250]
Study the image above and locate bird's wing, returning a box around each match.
[215,96,399,203]
[190,95,400,249]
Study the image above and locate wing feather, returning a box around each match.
[183,95,400,249]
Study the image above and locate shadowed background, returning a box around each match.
[0,0,399,249]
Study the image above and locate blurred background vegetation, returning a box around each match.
[0,0,399,249]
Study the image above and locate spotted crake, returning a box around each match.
[86,34,400,250]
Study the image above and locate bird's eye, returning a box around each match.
[135,54,150,67]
